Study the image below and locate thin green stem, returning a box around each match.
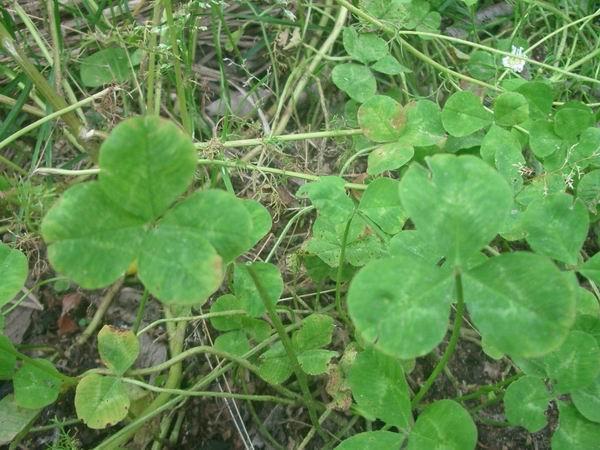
[133,288,150,334]
[0,342,76,387]
[0,88,110,151]
[136,310,247,336]
[246,265,324,438]
[335,214,354,327]
[196,128,363,149]
[455,374,522,402]
[163,0,192,135]
[411,271,465,408]
[121,377,296,405]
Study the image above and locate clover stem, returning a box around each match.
[132,288,149,334]
[454,373,522,403]
[0,343,77,387]
[411,270,465,408]
[335,214,355,328]
[75,278,123,346]
[245,265,325,439]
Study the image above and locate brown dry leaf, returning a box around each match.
[57,315,78,336]
[61,292,81,315]
[57,292,82,335]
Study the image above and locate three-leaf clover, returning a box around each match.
[42,116,269,305]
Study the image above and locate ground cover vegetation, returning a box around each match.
[1,0,600,448]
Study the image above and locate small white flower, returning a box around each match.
[502,45,526,73]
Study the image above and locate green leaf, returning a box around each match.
[576,288,600,317]
[399,155,512,267]
[298,349,337,375]
[0,395,40,446]
[503,376,550,432]
[306,215,384,267]
[467,51,496,80]
[214,330,250,357]
[234,262,283,317]
[529,331,600,394]
[297,176,354,223]
[358,95,406,142]
[98,325,139,375]
[358,178,406,235]
[552,401,600,450]
[516,173,565,206]
[395,100,446,148]
[572,375,600,423]
[242,199,272,248]
[210,294,246,331]
[367,142,414,175]
[571,128,600,169]
[98,116,196,221]
[342,28,388,64]
[258,342,292,384]
[528,120,564,158]
[0,336,16,380]
[80,47,137,88]
[331,63,376,103]
[292,314,334,351]
[0,243,27,307]
[580,252,600,286]
[522,193,588,265]
[480,124,520,165]
[42,182,145,289]
[388,230,443,265]
[13,359,62,409]
[463,252,576,357]
[138,222,223,305]
[406,400,477,450]
[371,54,410,75]
[348,347,412,429]
[494,134,525,193]
[554,102,594,140]
[155,189,253,263]
[577,169,600,214]
[516,81,553,119]
[335,431,404,450]
[494,92,529,127]
[348,254,454,359]
[75,374,129,429]
[441,91,493,137]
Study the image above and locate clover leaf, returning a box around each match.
[504,376,550,432]
[258,314,337,383]
[399,155,513,268]
[347,347,412,430]
[98,325,139,376]
[42,116,267,305]
[406,400,477,450]
[0,243,28,308]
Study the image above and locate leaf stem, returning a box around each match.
[411,271,465,408]
[75,278,123,346]
[121,377,297,405]
[335,214,355,327]
[132,288,149,334]
[162,0,192,135]
[0,88,110,152]
[245,264,324,439]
